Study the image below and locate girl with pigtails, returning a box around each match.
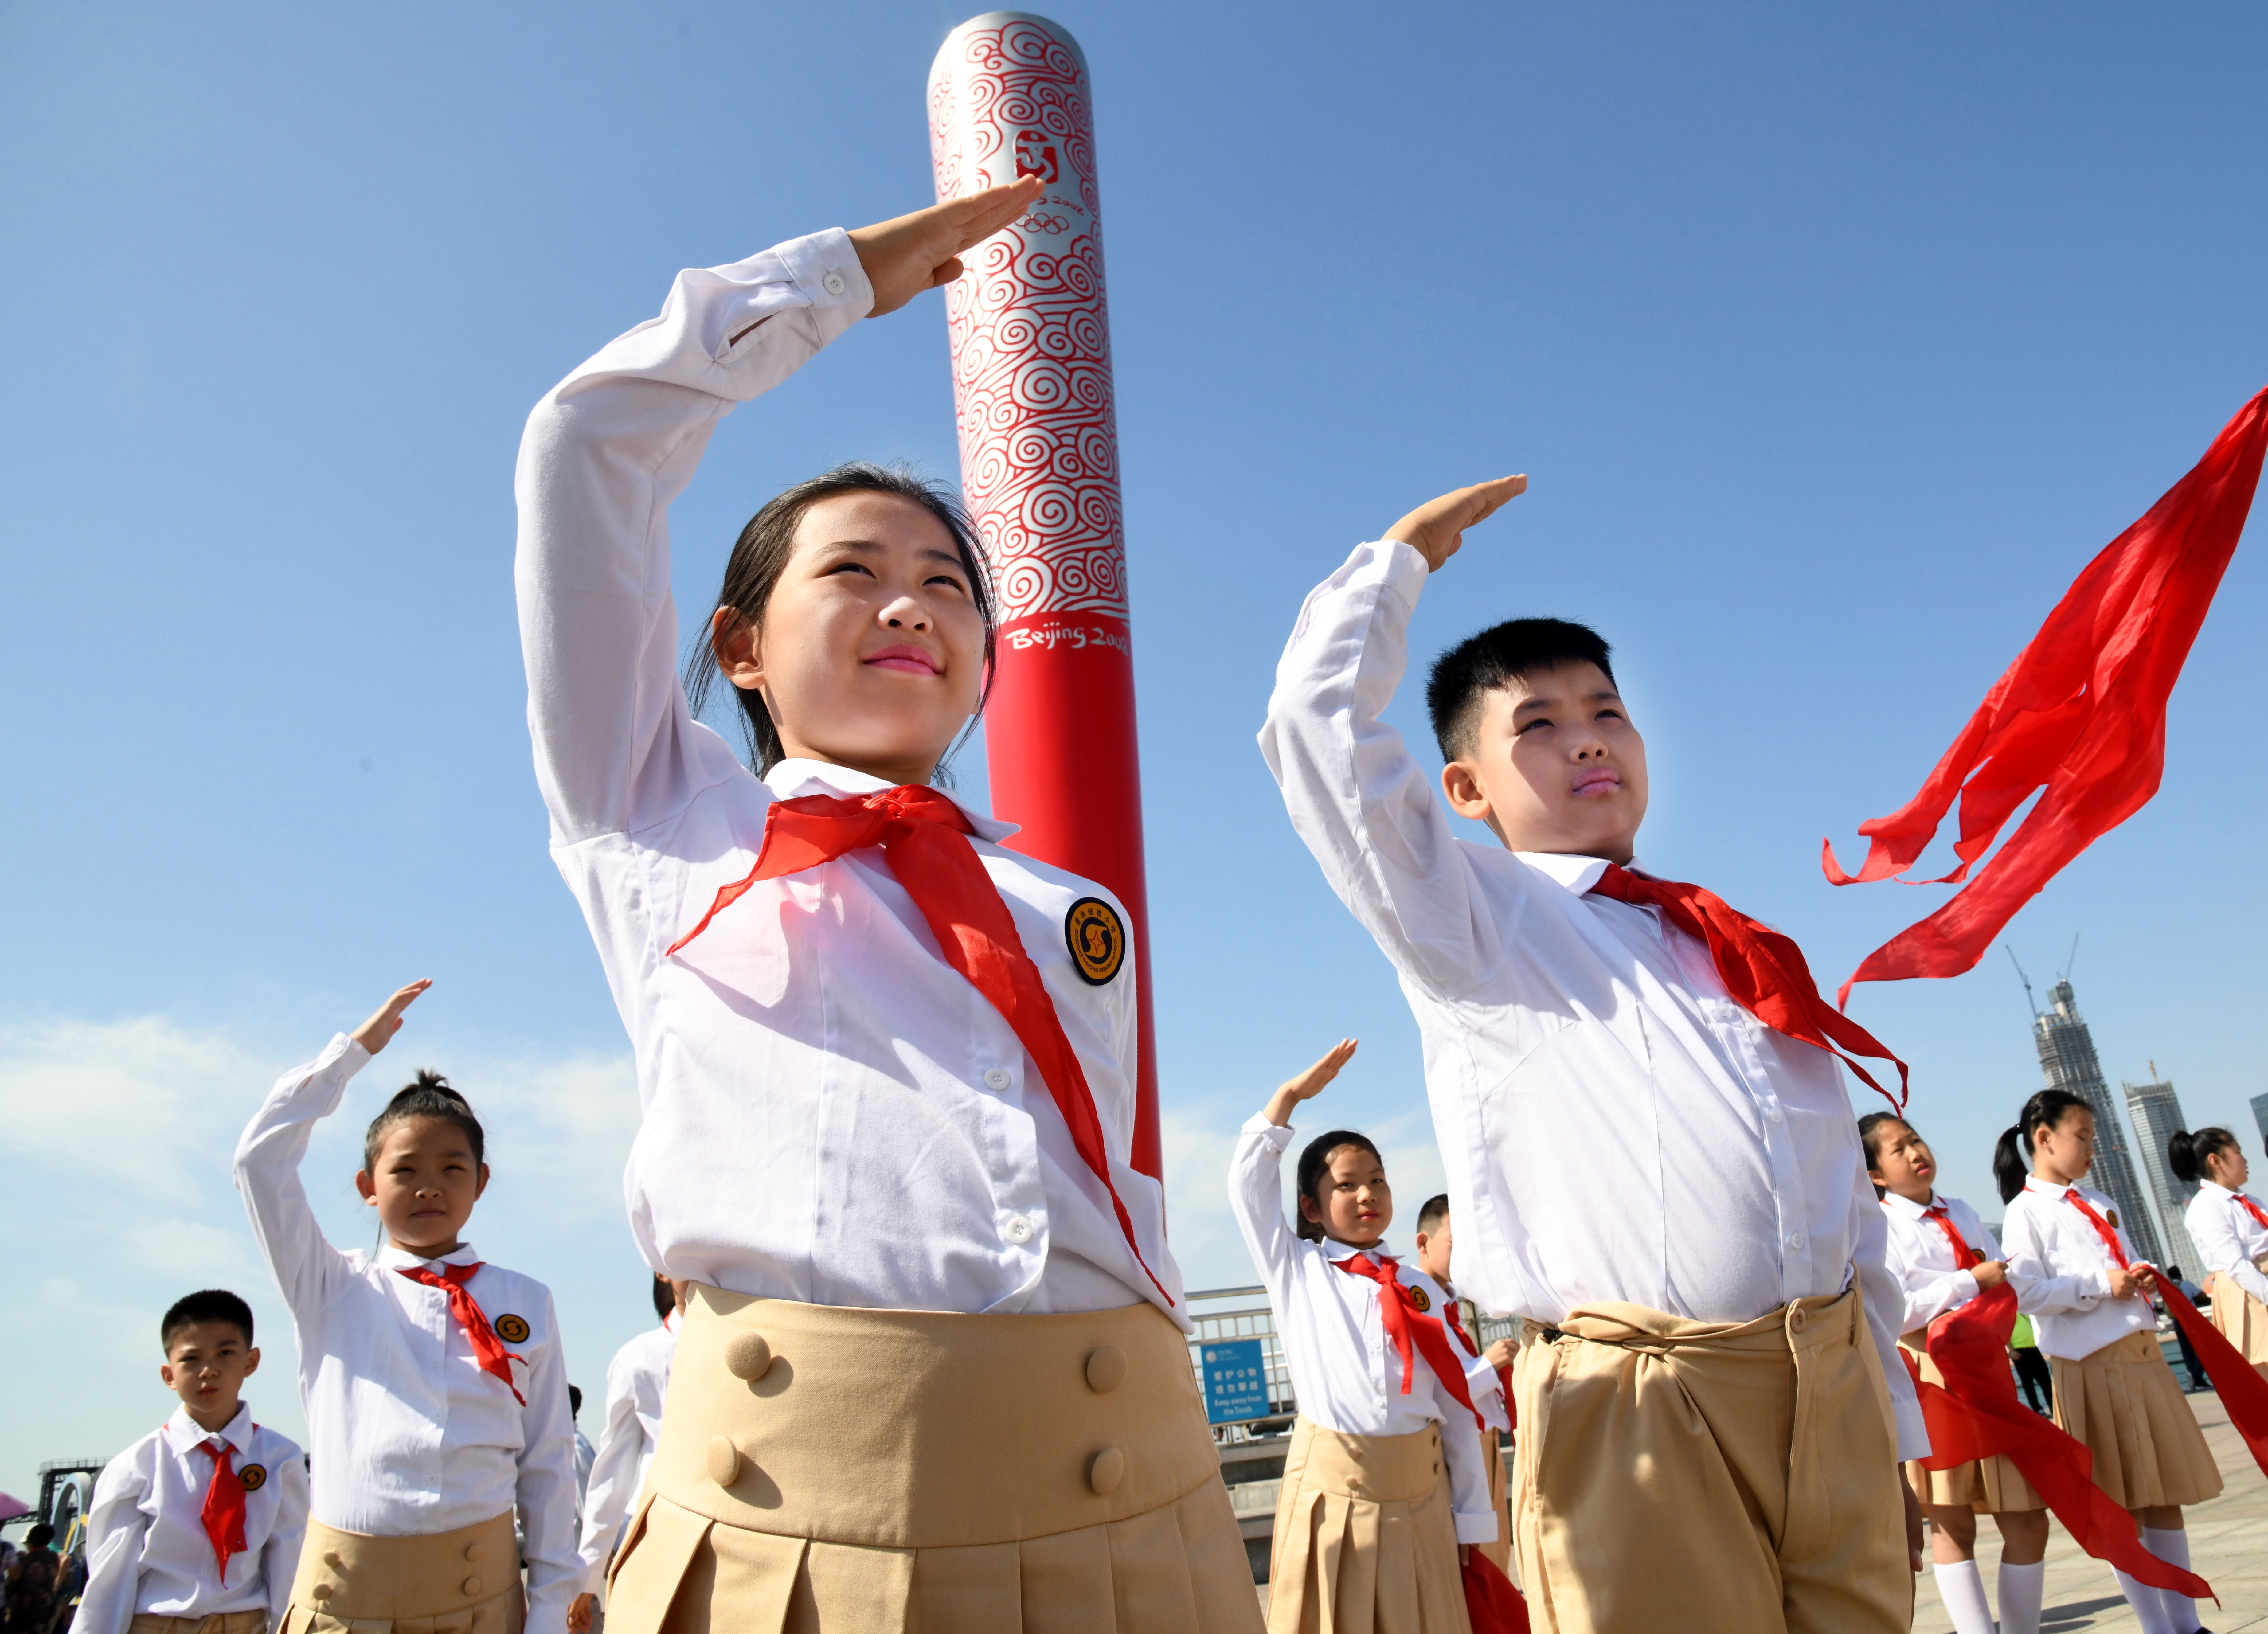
[2171,1125,2268,1380]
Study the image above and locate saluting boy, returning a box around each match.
[72,1290,309,1634]
[1259,478,1926,1633]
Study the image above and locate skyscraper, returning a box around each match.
[2123,1069,2200,1276]
[2032,979,2166,1266]
[2251,1091,2268,1157]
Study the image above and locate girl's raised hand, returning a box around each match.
[1385,475,1528,572]
[1264,1039,1358,1128]
[351,979,432,1057]
[848,176,1045,319]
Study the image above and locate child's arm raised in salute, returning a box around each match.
[1228,1040,1359,1305]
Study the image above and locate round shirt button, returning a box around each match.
[1764,1100,1784,1124]
[983,1067,1011,1091]
[821,270,847,296]
[1787,1233,1806,1251]
[1005,1214,1034,1244]
[1788,1306,1810,1335]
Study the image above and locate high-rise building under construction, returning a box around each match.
[2123,1069,2200,1276]
[2031,978,2166,1266]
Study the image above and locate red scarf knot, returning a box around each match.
[1331,1251,1482,1430]
[1924,1202,1985,1270]
[196,1438,248,1585]
[396,1261,527,1404]
[1587,862,1908,1110]
[668,786,1171,1305]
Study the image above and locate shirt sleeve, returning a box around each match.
[2000,1197,2109,1313]
[1257,538,1511,1002]
[575,1344,647,1593]
[1227,1115,1303,1312]
[66,1449,148,1634]
[261,1447,310,1619]
[2188,1195,2268,1306]
[516,1288,584,1634]
[513,230,872,850]
[1848,1167,1928,1460]
[232,1034,370,1317]
[1431,1371,1499,1546]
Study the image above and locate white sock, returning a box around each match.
[1933,1560,1995,1634]
[1998,1558,2046,1634]
[2141,1526,2201,1633]
[2115,1567,2178,1634]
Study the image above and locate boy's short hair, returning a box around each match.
[161,1289,254,1353]
[1416,1193,1451,1236]
[569,1384,584,1416]
[652,1273,677,1322]
[1426,618,1617,761]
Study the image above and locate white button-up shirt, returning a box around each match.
[1879,1190,2017,1336]
[1230,1117,1498,1545]
[1445,1300,1513,1436]
[511,230,1179,1327]
[1259,538,1925,1458]
[71,1404,307,1633]
[575,1313,677,1592]
[233,1036,582,1632]
[2184,1181,2268,1307]
[1999,1176,2153,1361]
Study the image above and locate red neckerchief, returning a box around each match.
[1331,1251,1481,1429]
[1923,1201,1985,1269]
[395,1262,526,1403]
[668,786,1168,1304]
[195,1438,248,1584]
[2058,1187,2130,1268]
[2234,1191,2268,1234]
[1441,1294,1516,1432]
[1588,863,1906,1109]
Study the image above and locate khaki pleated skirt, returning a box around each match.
[1898,1335,2044,1513]
[2048,1330,2223,1511]
[277,1511,524,1633]
[2207,1258,2268,1373]
[1265,1418,1469,1634]
[605,1287,1261,1634]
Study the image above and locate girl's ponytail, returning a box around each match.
[1996,1088,2093,1202]
[1993,1124,2031,1204]
[2170,1126,2238,1186]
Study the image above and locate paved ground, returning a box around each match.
[1911,1388,2267,1633]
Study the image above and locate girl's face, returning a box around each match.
[723,492,986,788]
[2207,1143,2251,1190]
[1301,1143,1391,1249]
[356,1116,488,1256]
[2032,1106,2097,1188]
[1868,1120,1938,1204]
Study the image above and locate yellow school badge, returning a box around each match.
[2106,1210,2120,1230]
[495,1314,531,1344]
[237,1464,267,1491]
[1407,1286,1432,1313]
[1064,897,1126,986]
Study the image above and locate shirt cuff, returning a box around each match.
[1894,1394,1932,1463]
[1952,1269,1981,1307]
[1368,536,1432,606]
[771,227,873,334]
[1455,1507,1502,1546]
[1241,1111,1295,1145]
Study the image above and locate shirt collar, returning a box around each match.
[1881,1190,1936,1220]
[1516,851,1646,897]
[376,1241,482,1272]
[764,758,1019,845]
[2024,1175,2074,1199]
[164,1401,254,1455]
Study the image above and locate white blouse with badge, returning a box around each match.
[233,1036,583,1631]
[73,1403,308,1633]
[512,230,1178,1326]
[1878,1190,2022,1336]
[1998,1175,2154,1362]
[1229,1116,1499,1545]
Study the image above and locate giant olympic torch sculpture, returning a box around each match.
[929,13,1161,1179]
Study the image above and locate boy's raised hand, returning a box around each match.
[1263,1038,1359,1128]
[1386,475,1528,572]
[351,979,431,1056]
[849,175,1044,319]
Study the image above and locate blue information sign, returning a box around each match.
[1199,1338,1270,1424]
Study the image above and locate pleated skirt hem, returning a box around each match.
[2048,1331,2223,1511]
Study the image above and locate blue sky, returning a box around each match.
[5,2,2266,1495]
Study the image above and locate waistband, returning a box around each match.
[1284,1418,1446,1505]
[128,1616,267,1634]
[1523,1286,1859,1358]
[2061,1329,2165,1367]
[291,1511,517,1620]
[646,1287,1222,1550]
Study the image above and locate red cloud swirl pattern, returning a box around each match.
[929,14,1126,624]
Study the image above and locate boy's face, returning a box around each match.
[161,1321,258,1431]
[1441,660,1647,863]
[1300,1143,1391,1249]
[1413,1215,1453,1287]
[355,1115,489,1256]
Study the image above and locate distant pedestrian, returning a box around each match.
[2009,1315,2054,1414]
[2161,1266,2209,1391]
[2,1524,61,1634]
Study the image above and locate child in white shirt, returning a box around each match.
[1998,1089,2220,1634]
[1862,1113,2049,1634]
[2170,1125,2268,1377]
[1411,1194,1514,1577]
[567,1276,678,1632]
[234,981,581,1634]
[1229,1040,1493,1633]
[72,1290,308,1634]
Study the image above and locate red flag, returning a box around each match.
[1824,387,2268,1007]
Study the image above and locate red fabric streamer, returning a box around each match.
[1906,1280,2211,1600]
[1824,386,2268,1007]
[1462,1547,1531,1633]
[1331,1252,1483,1429]
[195,1439,248,1585]
[667,787,1171,1304]
[1590,864,1908,1109]
[395,1262,527,1405]
[2058,1189,2268,1480]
